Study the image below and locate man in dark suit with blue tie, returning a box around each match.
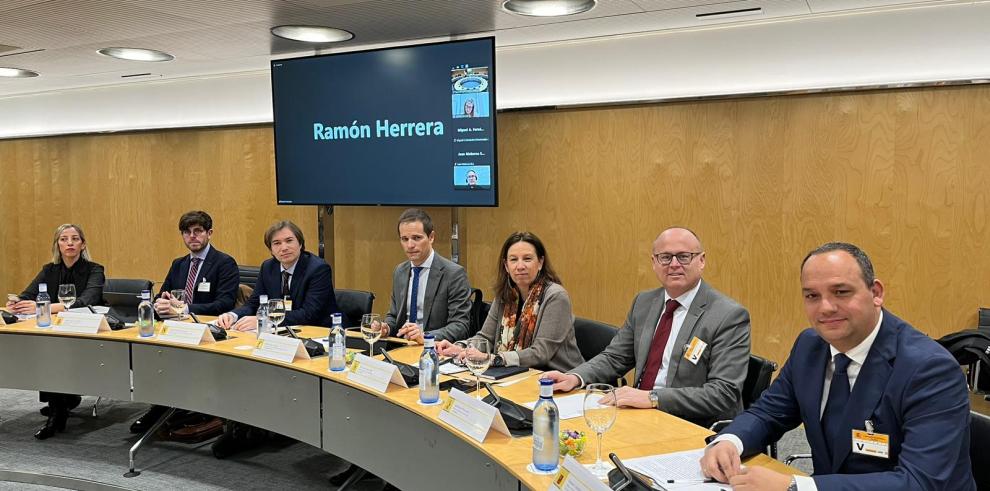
[218,220,337,330]
[701,242,975,491]
[131,210,240,434]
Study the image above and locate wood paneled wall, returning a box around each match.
[3,85,989,366]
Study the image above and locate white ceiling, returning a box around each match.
[0,0,968,98]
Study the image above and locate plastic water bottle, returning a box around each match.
[329,313,345,372]
[256,294,269,338]
[36,283,52,328]
[532,378,560,472]
[137,290,154,337]
[419,334,440,403]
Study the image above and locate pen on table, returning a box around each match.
[666,478,716,483]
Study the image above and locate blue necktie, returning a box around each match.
[408,267,423,324]
[821,353,852,455]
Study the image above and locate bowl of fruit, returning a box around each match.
[559,429,587,457]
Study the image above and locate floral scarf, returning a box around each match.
[497,281,545,352]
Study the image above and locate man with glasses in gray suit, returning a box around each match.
[543,227,751,427]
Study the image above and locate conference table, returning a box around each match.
[0,318,798,490]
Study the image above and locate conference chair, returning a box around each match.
[237,265,261,290]
[971,410,990,489]
[467,288,485,337]
[573,316,618,362]
[335,289,375,327]
[710,354,779,457]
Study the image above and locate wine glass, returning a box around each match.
[57,284,76,310]
[463,338,492,400]
[168,290,187,320]
[267,299,286,335]
[360,313,384,357]
[583,383,618,479]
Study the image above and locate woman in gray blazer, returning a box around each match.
[436,231,584,372]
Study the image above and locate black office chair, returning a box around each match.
[971,410,990,489]
[104,278,154,296]
[573,316,617,362]
[467,288,485,337]
[335,289,374,327]
[710,353,779,457]
[237,265,260,290]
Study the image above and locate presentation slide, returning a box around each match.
[271,37,497,206]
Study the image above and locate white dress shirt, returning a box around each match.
[404,250,434,325]
[652,281,702,389]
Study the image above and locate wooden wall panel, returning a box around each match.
[0,126,315,300]
[3,85,990,367]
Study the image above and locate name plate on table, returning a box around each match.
[345,353,407,393]
[253,332,310,363]
[438,388,510,443]
[53,312,110,334]
[158,320,215,346]
[550,456,611,491]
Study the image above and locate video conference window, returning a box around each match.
[453,164,491,190]
[451,66,490,118]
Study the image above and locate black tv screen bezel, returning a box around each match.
[269,36,498,207]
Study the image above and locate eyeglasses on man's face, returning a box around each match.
[652,251,703,266]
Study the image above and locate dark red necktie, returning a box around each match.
[638,298,680,390]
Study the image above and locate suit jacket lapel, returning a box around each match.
[288,253,309,299]
[395,262,411,324]
[635,289,666,385]
[196,247,216,284]
[830,313,896,472]
[421,261,444,328]
[664,282,709,387]
[799,339,831,470]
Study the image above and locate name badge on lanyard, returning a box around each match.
[852,420,889,458]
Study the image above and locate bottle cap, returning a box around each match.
[260,294,269,303]
[141,290,151,300]
[539,378,554,397]
[39,283,48,293]
[332,313,342,324]
[423,333,435,347]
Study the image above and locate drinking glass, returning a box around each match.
[463,338,492,400]
[168,290,187,320]
[57,284,76,310]
[360,313,384,357]
[268,299,286,334]
[583,383,618,479]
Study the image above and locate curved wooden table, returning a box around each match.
[0,319,797,490]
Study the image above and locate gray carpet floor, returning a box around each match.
[0,389,389,491]
[1,388,815,490]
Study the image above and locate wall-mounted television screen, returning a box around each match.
[271,37,497,206]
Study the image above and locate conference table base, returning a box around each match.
[322,380,519,491]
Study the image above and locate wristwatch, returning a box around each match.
[786,477,798,491]
[491,353,505,367]
[648,391,659,409]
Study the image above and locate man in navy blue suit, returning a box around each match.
[131,210,240,434]
[701,242,975,491]
[153,210,239,316]
[218,220,336,330]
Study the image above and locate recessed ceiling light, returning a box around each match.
[271,25,354,43]
[502,0,597,16]
[0,67,39,78]
[97,47,174,62]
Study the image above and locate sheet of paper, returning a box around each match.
[346,353,399,393]
[550,455,611,491]
[158,320,213,346]
[623,448,726,490]
[524,393,586,420]
[253,332,307,363]
[437,388,506,443]
[440,362,469,375]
